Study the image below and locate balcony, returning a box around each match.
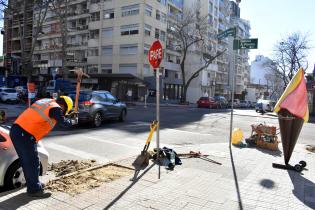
[166,44,181,53]
[164,61,180,71]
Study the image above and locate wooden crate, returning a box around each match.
[251,124,277,136]
[256,136,279,151]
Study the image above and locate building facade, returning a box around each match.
[3,0,34,76]
[3,0,250,102]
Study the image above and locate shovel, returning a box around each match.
[132,120,158,170]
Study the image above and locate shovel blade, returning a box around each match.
[132,152,150,170]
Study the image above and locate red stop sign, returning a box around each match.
[148,40,163,69]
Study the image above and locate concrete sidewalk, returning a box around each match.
[0,143,314,210]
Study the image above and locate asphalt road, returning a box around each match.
[40,106,315,164]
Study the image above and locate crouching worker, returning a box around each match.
[9,96,78,198]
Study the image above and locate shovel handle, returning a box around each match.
[142,121,158,152]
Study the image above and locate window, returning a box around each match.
[90,0,100,4]
[156,0,166,5]
[160,30,165,41]
[120,44,138,55]
[155,28,160,39]
[161,12,166,23]
[156,10,161,20]
[88,48,99,56]
[155,29,165,41]
[143,64,150,75]
[101,64,112,73]
[88,65,98,73]
[145,4,152,16]
[121,4,139,17]
[119,64,137,75]
[89,29,99,39]
[120,24,139,36]
[164,69,168,78]
[175,73,179,79]
[90,12,100,22]
[144,44,150,55]
[105,93,117,102]
[144,24,151,36]
[101,46,113,56]
[102,27,113,38]
[104,9,114,19]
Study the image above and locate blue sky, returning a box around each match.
[240,0,315,72]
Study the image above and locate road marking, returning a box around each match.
[83,135,139,149]
[44,142,110,163]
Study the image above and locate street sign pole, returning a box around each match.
[148,40,163,180]
[228,36,235,148]
[156,68,160,179]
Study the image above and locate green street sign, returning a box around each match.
[233,38,258,50]
[217,27,236,40]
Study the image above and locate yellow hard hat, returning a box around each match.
[58,96,73,115]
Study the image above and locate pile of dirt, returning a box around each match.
[306,145,315,153]
[48,160,98,177]
[46,165,133,195]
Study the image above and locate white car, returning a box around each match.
[0,125,49,190]
[255,99,275,113]
[0,88,18,103]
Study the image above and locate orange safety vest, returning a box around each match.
[15,98,60,142]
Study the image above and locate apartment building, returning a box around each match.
[28,0,186,101]
[181,0,250,103]
[3,0,34,75]
[229,0,251,98]
[183,0,229,103]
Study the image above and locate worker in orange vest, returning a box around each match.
[9,96,77,198]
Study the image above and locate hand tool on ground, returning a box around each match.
[132,120,158,170]
[69,68,89,122]
[178,151,222,165]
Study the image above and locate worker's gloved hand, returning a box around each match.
[71,116,79,125]
[67,110,78,117]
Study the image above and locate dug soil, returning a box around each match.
[46,160,133,195]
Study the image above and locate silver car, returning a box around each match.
[0,125,49,189]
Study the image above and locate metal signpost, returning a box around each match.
[148,40,163,179]
[218,29,258,147]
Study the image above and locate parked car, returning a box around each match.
[229,99,240,108]
[214,96,228,108]
[0,87,18,103]
[68,90,127,127]
[255,99,275,113]
[0,125,49,190]
[197,97,219,109]
[239,100,250,108]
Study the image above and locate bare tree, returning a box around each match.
[263,59,284,100]
[1,0,50,81]
[169,5,225,103]
[273,32,310,87]
[50,0,69,78]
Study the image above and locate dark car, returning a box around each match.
[214,96,228,108]
[197,97,219,109]
[68,90,127,127]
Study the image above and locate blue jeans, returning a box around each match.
[9,124,42,193]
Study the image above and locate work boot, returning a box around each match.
[40,182,45,188]
[27,189,51,198]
